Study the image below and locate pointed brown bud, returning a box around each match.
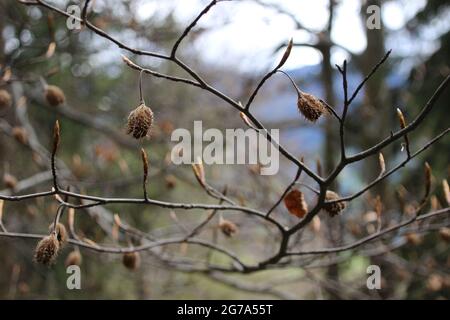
[0,89,12,109]
[3,173,18,189]
[424,162,432,198]
[276,38,293,69]
[192,157,206,187]
[396,108,406,129]
[0,199,4,222]
[11,126,28,144]
[443,179,450,206]
[405,233,422,246]
[45,85,65,106]
[141,148,149,182]
[378,153,386,175]
[240,112,253,128]
[439,227,450,243]
[65,250,82,266]
[53,120,60,155]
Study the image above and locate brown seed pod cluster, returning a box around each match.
[34,234,60,266]
[65,250,82,267]
[283,189,308,218]
[126,103,154,139]
[11,126,28,144]
[3,173,18,189]
[219,218,238,237]
[0,89,12,109]
[297,92,327,122]
[122,251,141,270]
[45,85,65,106]
[323,190,346,217]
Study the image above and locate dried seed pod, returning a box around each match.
[45,85,65,106]
[3,173,18,189]
[0,89,12,109]
[122,252,141,270]
[283,189,308,218]
[297,92,327,122]
[219,218,238,237]
[126,103,154,139]
[49,222,68,246]
[323,190,346,217]
[65,250,82,267]
[11,126,28,144]
[34,234,60,266]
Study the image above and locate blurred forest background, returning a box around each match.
[0,0,449,299]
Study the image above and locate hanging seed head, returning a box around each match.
[219,218,238,237]
[65,250,82,267]
[45,85,65,106]
[34,234,60,266]
[49,222,68,246]
[3,173,18,189]
[297,92,327,122]
[323,190,346,217]
[11,126,28,144]
[122,252,141,270]
[0,89,12,109]
[284,189,308,218]
[126,103,154,139]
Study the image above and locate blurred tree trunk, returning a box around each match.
[0,8,6,167]
[359,0,394,299]
[321,0,343,299]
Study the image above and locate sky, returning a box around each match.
[133,0,434,72]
